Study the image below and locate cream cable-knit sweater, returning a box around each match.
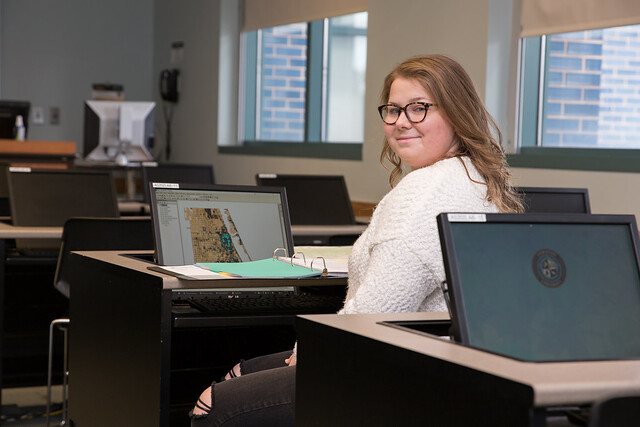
[339,156,499,314]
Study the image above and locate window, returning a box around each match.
[239,12,367,154]
[519,24,640,149]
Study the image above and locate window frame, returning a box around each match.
[510,32,640,173]
[219,15,365,161]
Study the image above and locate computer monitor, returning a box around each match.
[0,100,30,139]
[148,182,294,265]
[83,100,155,164]
[255,174,356,225]
[516,186,591,214]
[141,162,215,203]
[8,168,119,227]
[436,212,640,362]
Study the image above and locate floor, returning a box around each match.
[1,385,63,426]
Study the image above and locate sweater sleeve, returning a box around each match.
[340,238,438,314]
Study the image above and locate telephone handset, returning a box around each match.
[160,69,179,103]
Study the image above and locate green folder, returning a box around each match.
[197,258,321,278]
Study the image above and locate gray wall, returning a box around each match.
[0,0,154,151]
[2,0,640,218]
[153,0,219,163]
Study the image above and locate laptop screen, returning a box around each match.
[437,213,640,362]
[256,174,355,225]
[149,182,295,266]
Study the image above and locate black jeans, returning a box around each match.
[190,351,295,426]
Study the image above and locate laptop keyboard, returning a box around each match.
[172,290,345,316]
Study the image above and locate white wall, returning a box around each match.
[0,0,154,148]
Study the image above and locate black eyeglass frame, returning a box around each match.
[377,102,436,125]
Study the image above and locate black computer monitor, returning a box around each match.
[0,100,30,139]
[7,168,119,227]
[255,174,356,225]
[517,186,591,214]
[141,163,215,203]
[436,212,640,362]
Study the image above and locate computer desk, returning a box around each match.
[0,223,64,409]
[66,250,347,427]
[295,312,640,426]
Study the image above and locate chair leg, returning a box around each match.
[47,318,70,427]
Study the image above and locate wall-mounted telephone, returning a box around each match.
[160,69,179,103]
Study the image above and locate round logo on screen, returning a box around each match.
[532,249,566,288]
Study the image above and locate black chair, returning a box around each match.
[588,394,640,427]
[54,216,154,298]
[48,216,154,425]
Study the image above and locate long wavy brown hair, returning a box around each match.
[379,54,523,213]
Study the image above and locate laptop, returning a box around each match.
[7,167,119,252]
[255,173,356,226]
[516,186,591,213]
[148,182,345,320]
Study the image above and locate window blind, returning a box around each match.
[243,0,366,32]
[521,0,640,37]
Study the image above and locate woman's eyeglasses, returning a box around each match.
[377,102,435,125]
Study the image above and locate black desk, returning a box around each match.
[67,250,347,427]
[295,312,640,426]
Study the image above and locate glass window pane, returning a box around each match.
[541,24,640,148]
[325,12,368,143]
[259,23,307,142]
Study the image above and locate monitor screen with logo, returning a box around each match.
[436,213,640,362]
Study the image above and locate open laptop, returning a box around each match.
[7,167,119,253]
[148,182,345,319]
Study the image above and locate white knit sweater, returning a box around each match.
[339,156,499,314]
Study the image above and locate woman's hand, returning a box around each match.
[285,353,296,366]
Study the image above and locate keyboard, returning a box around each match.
[172,289,345,317]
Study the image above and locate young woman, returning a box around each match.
[190,54,523,426]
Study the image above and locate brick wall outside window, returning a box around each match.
[544,25,640,148]
[259,24,307,142]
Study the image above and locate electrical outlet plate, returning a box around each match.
[50,107,60,125]
[32,106,45,124]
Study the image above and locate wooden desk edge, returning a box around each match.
[0,223,63,239]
